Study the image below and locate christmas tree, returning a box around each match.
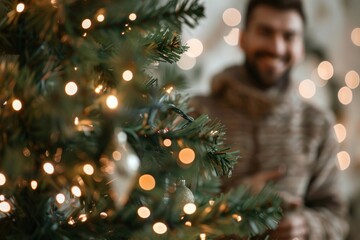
[0,0,282,239]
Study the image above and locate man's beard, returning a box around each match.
[244,58,291,91]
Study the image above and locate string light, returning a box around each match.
[200,233,207,240]
[223,8,241,27]
[95,84,103,93]
[97,14,105,22]
[137,206,151,219]
[74,117,79,125]
[139,174,156,191]
[178,148,195,165]
[163,139,172,147]
[83,164,94,175]
[0,201,11,213]
[106,95,119,109]
[65,82,78,96]
[0,173,6,186]
[12,99,22,111]
[185,221,192,227]
[298,79,316,99]
[81,19,92,29]
[338,86,353,105]
[71,186,82,197]
[317,61,334,80]
[56,193,66,204]
[165,86,174,94]
[129,13,137,21]
[30,180,38,190]
[100,212,108,219]
[153,222,167,234]
[78,214,87,222]
[232,214,242,222]
[122,70,133,81]
[337,151,351,171]
[183,203,196,215]
[16,3,25,13]
[333,124,347,143]
[43,162,55,174]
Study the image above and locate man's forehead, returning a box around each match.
[249,5,304,32]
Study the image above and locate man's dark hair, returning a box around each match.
[244,0,306,28]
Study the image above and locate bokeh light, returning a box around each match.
[224,28,240,46]
[16,3,25,13]
[177,54,196,70]
[65,82,78,96]
[106,95,119,109]
[185,38,204,58]
[153,222,167,234]
[122,70,133,81]
[30,180,38,190]
[351,28,360,46]
[338,87,353,105]
[139,174,156,191]
[222,8,241,27]
[12,99,22,111]
[71,186,82,197]
[179,148,196,165]
[82,19,92,29]
[333,124,347,143]
[0,201,11,213]
[183,203,197,215]
[97,14,105,22]
[0,173,6,186]
[317,61,334,80]
[83,164,94,175]
[163,139,172,147]
[337,151,351,171]
[43,162,55,174]
[129,13,137,21]
[345,70,359,89]
[298,79,316,99]
[137,206,151,219]
[56,193,66,204]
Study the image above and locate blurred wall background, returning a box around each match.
[177,0,360,238]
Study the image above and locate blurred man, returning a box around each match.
[190,0,348,239]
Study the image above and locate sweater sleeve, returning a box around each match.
[302,121,349,240]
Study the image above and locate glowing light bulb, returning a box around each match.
[82,19,92,29]
[100,212,108,218]
[200,233,207,240]
[163,139,172,147]
[56,193,66,204]
[298,79,316,99]
[16,3,25,13]
[0,201,11,213]
[71,186,82,197]
[183,203,197,215]
[337,151,351,171]
[12,99,22,111]
[129,13,137,21]
[65,82,78,96]
[106,95,119,109]
[43,162,55,174]
[179,148,195,164]
[31,180,38,190]
[79,214,87,222]
[232,214,242,222]
[185,221,192,227]
[97,14,105,22]
[139,174,156,191]
[122,70,133,81]
[223,8,241,27]
[137,206,151,218]
[95,85,103,93]
[83,164,94,175]
[153,222,167,234]
[0,173,6,186]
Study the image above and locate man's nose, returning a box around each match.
[267,35,286,56]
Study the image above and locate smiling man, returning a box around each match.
[190,0,349,239]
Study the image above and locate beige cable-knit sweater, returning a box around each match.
[190,65,348,240]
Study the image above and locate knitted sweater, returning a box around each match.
[190,65,348,240]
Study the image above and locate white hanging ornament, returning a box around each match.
[101,128,140,209]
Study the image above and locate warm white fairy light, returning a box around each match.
[351,28,360,46]
[232,214,242,222]
[78,214,87,222]
[163,139,172,147]
[185,38,204,58]
[16,3,25,13]
[224,28,240,46]
[82,19,92,29]
[65,82,78,96]
[129,13,137,21]
[166,86,174,94]
[95,85,103,93]
[83,164,94,175]
[178,148,195,165]
[137,206,151,219]
[68,218,75,225]
[97,14,105,22]
[56,193,66,204]
[223,8,241,27]
[106,95,119,109]
[345,70,360,89]
[298,79,316,99]
[183,203,196,215]
[317,61,334,80]
[139,174,156,191]
[122,70,133,81]
[30,180,38,190]
[200,233,207,240]
[12,99,22,111]
[100,212,108,219]
[209,199,215,206]
[71,186,82,197]
[334,124,347,143]
[74,117,79,125]
[185,221,192,227]
[43,162,55,174]
[0,173,6,186]
[338,86,353,105]
[0,195,4,201]
[337,151,351,171]
[0,201,11,213]
[153,222,167,234]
